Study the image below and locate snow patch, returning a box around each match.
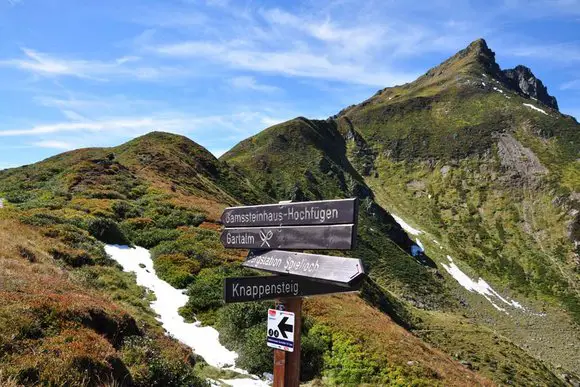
[391,214,423,235]
[523,103,548,115]
[415,238,425,252]
[105,245,269,387]
[481,82,486,86]
[441,255,524,314]
[493,87,503,94]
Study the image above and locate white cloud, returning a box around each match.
[32,140,75,150]
[561,79,580,90]
[0,48,189,81]
[507,43,580,63]
[34,94,164,114]
[261,8,385,55]
[229,76,280,92]
[61,110,86,121]
[149,40,417,86]
[0,111,286,138]
[260,116,286,127]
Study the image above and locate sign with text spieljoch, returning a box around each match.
[224,275,362,303]
[267,309,295,352]
[242,250,365,285]
[221,198,357,228]
[220,224,355,250]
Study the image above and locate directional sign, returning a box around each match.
[220,224,355,250]
[243,250,365,284]
[267,309,295,352]
[224,275,362,303]
[221,198,358,227]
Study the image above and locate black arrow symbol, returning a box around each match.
[277,316,293,339]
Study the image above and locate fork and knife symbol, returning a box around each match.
[259,229,274,247]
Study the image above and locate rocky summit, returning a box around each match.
[1,38,579,386]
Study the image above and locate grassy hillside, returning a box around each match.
[0,214,206,386]
[0,131,495,386]
[0,132,265,385]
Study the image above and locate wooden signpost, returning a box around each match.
[220,198,364,387]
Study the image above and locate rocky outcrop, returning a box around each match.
[496,133,548,183]
[502,65,558,110]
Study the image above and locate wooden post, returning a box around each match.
[273,200,301,387]
[273,297,302,387]
[273,348,286,387]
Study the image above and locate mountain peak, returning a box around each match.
[465,38,492,55]
[418,38,502,83]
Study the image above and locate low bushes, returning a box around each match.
[154,253,201,289]
[88,217,131,245]
[120,336,205,387]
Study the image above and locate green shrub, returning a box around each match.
[20,212,65,227]
[233,324,272,374]
[122,217,155,231]
[84,190,127,200]
[87,217,130,245]
[300,320,330,380]
[4,191,30,204]
[153,210,205,229]
[121,225,181,249]
[154,254,201,289]
[112,201,142,220]
[120,336,206,387]
[151,229,224,269]
[49,248,94,267]
[180,268,229,319]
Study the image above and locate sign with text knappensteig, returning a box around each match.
[220,198,358,227]
[224,275,361,303]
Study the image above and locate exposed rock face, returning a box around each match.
[496,133,548,182]
[502,65,559,110]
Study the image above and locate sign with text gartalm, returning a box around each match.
[243,250,365,284]
[224,275,362,303]
[221,198,358,227]
[220,224,355,250]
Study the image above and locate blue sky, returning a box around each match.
[0,0,579,169]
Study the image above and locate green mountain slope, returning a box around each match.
[223,39,580,384]
[337,39,580,319]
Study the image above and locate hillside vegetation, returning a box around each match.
[1,39,579,386]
